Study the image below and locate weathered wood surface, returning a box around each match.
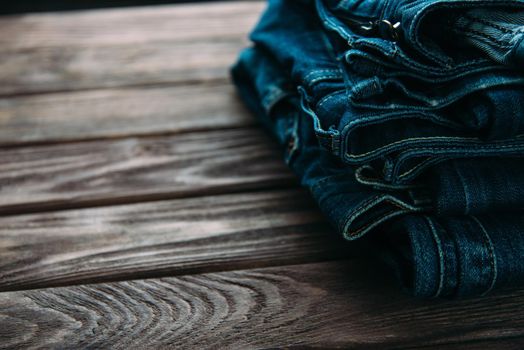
[0,2,265,49]
[0,1,265,95]
[0,189,349,291]
[0,83,254,146]
[0,41,240,95]
[0,128,294,214]
[2,260,524,349]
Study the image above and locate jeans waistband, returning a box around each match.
[320,0,524,68]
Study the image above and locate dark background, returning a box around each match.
[0,1,210,15]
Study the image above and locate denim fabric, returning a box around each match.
[232,0,524,298]
[250,0,524,186]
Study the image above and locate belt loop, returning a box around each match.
[298,85,341,156]
[315,129,340,156]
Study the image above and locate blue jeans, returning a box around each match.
[231,0,524,298]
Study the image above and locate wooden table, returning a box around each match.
[1,1,523,348]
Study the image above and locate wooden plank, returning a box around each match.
[0,1,265,49]
[0,1,265,95]
[0,189,350,291]
[0,83,254,145]
[1,260,523,348]
[0,127,294,214]
[0,40,245,95]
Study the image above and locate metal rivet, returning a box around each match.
[287,138,295,152]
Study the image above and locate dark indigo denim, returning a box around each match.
[231,0,524,298]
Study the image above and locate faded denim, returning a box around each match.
[232,0,524,298]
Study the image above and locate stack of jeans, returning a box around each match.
[232,0,524,298]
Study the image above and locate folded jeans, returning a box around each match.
[250,0,524,184]
[231,0,524,298]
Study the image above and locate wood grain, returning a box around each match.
[0,1,265,49]
[0,83,254,145]
[0,189,352,291]
[0,1,265,95]
[0,41,244,95]
[0,128,294,214]
[1,260,523,349]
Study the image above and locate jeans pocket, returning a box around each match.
[394,0,524,66]
[447,7,524,66]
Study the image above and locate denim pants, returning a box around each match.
[232,0,524,298]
